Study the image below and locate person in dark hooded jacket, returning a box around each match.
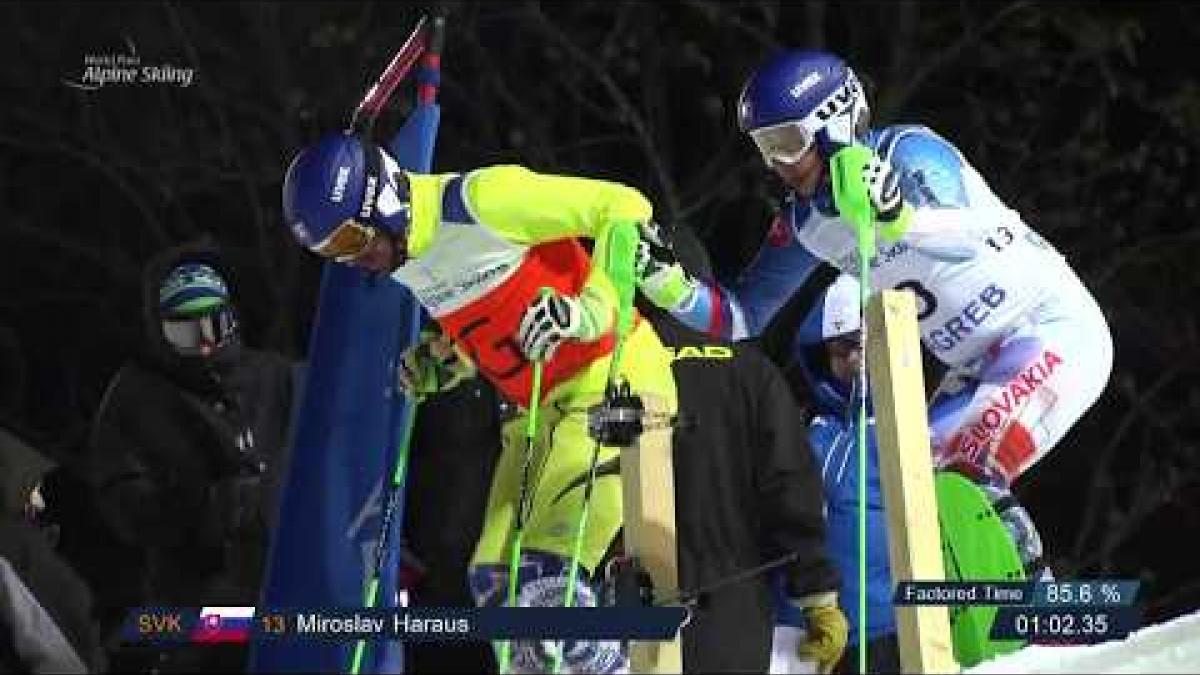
[0,426,106,673]
[82,240,300,672]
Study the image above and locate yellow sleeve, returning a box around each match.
[464,165,653,338]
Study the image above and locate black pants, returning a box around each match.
[403,381,505,673]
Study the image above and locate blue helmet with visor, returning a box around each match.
[281,132,411,263]
[737,50,870,164]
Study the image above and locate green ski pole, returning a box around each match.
[497,288,552,674]
[349,392,420,674]
[830,144,877,675]
[551,219,641,674]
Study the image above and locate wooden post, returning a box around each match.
[621,392,682,673]
[866,290,959,674]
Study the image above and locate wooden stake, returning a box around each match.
[621,392,682,673]
[866,290,959,674]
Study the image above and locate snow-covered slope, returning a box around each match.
[964,611,1200,673]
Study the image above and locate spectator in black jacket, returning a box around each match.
[639,225,847,673]
[81,241,300,672]
[0,426,105,673]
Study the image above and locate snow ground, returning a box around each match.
[964,610,1200,674]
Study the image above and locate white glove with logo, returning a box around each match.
[516,291,595,362]
[863,153,904,222]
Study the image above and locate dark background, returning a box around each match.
[1,0,1197,628]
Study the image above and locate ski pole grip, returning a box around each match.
[830,144,874,229]
[830,144,877,256]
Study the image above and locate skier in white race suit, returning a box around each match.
[635,49,1114,578]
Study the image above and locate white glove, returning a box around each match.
[863,153,904,221]
[516,291,592,362]
[398,329,476,401]
[634,222,696,311]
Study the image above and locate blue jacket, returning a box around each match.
[777,279,897,647]
[808,407,896,646]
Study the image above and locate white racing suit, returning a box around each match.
[648,124,1114,569]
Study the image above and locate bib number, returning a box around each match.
[895,279,938,321]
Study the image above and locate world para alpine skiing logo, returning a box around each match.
[62,37,195,91]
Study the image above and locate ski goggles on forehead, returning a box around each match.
[162,304,238,355]
[749,120,817,166]
[311,218,379,262]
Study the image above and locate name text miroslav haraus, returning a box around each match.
[295,612,470,636]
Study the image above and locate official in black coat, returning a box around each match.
[82,242,300,672]
[640,226,845,673]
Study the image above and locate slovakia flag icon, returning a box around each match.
[192,606,256,644]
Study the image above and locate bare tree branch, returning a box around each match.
[524,1,682,219]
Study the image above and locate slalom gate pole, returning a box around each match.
[350,393,420,674]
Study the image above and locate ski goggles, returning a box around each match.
[162,304,238,356]
[311,218,379,263]
[826,331,863,355]
[749,120,818,166]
